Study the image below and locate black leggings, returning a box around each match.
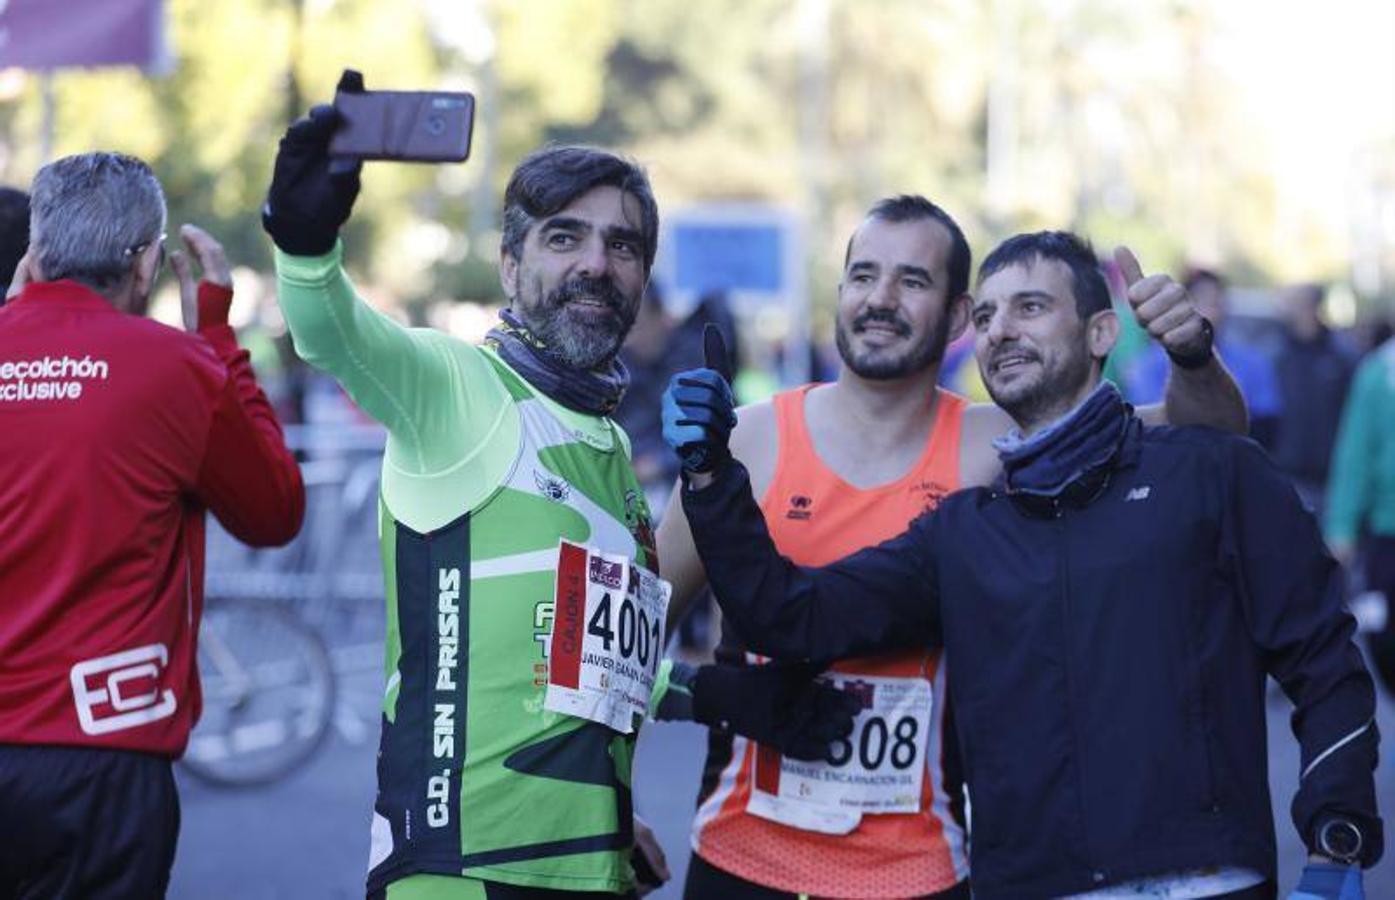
[0,744,179,900]
[682,852,970,900]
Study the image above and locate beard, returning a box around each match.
[517,274,638,370]
[835,307,949,380]
[983,341,1094,428]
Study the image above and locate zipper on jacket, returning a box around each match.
[1055,508,1103,884]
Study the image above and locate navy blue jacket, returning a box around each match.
[683,419,1381,898]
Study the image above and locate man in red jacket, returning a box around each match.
[0,152,305,899]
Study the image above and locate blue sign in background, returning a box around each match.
[671,222,785,294]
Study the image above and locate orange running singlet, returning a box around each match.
[691,385,970,898]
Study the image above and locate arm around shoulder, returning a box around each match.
[1136,352,1248,434]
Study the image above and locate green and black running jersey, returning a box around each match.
[276,245,658,895]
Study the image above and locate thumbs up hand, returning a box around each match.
[662,324,738,476]
[1115,246,1214,369]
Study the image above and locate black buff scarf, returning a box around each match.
[993,381,1131,498]
[484,308,630,416]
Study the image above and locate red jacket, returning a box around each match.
[0,280,305,757]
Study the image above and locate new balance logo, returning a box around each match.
[1126,486,1152,502]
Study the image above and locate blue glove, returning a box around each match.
[662,324,737,475]
[662,368,736,474]
[1289,862,1364,900]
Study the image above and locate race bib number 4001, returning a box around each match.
[747,673,931,834]
[544,540,670,734]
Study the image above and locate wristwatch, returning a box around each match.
[1317,816,1364,865]
[1166,316,1215,370]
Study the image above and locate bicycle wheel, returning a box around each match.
[181,597,336,787]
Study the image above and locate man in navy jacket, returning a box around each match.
[664,232,1381,899]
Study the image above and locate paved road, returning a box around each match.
[171,636,1394,900]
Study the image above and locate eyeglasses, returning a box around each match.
[125,232,167,274]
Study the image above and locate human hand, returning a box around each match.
[693,661,861,762]
[631,814,670,895]
[1289,861,1363,899]
[262,69,365,257]
[168,224,232,332]
[1115,246,1213,369]
[662,324,737,476]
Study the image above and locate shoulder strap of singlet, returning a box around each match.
[767,385,820,506]
[923,388,968,489]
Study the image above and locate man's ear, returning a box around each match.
[131,239,163,300]
[499,248,518,300]
[1087,308,1119,361]
[946,292,972,343]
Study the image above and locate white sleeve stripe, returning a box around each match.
[1300,718,1374,782]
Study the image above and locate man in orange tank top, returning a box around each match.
[654,196,1248,899]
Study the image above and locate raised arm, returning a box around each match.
[659,399,779,633]
[273,243,467,441]
[1147,352,1246,432]
[169,226,304,546]
[1115,247,1247,434]
[264,99,499,472]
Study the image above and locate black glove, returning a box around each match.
[262,69,365,256]
[690,661,860,763]
[631,843,665,890]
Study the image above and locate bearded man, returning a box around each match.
[262,68,866,896]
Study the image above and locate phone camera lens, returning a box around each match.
[426,115,445,136]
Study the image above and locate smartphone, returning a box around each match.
[329,89,475,163]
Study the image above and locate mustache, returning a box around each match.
[988,343,1040,370]
[547,275,626,313]
[852,308,912,336]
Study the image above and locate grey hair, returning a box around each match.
[501,145,659,272]
[30,152,166,293]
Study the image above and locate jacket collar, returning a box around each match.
[991,397,1145,517]
[994,382,1133,498]
[8,280,119,313]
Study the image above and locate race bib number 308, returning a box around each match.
[544,541,669,733]
[747,674,931,833]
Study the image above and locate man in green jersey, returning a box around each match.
[262,76,853,900]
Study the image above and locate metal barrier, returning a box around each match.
[200,424,391,764]
[205,424,387,608]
